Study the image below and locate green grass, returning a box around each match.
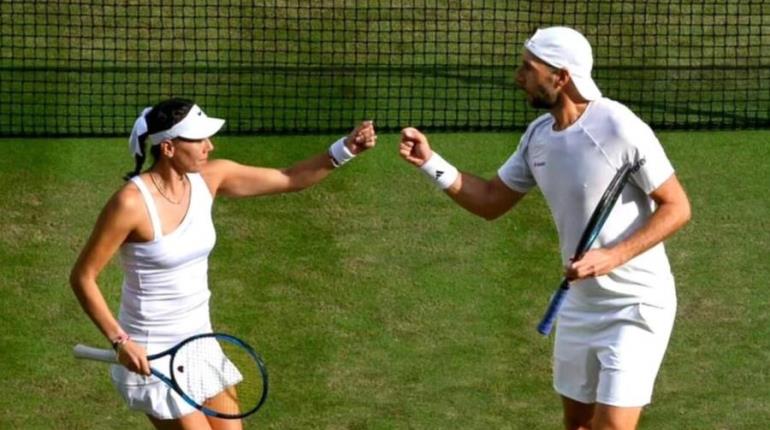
[0,130,768,429]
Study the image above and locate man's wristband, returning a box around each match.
[420,152,459,190]
[328,136,355,168]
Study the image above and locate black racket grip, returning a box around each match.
[537,279,569,336]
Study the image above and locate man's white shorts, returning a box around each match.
[553,302,675,407]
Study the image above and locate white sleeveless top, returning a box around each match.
[117,173,217,349]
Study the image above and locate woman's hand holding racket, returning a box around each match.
[115,339,151,376]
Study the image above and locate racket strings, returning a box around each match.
[172,336,266,417]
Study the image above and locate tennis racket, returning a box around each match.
[536,162,634,336]
[74,332,268,419]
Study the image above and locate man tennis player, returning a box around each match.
[398,27,690,430]
[71,98,376,429]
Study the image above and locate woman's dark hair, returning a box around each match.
[123,98,195,180]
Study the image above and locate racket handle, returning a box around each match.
[537,282,569,336]
[73,344,118,364]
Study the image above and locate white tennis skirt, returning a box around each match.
[110,337,243,420]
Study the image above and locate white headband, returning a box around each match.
[128,104,226,156]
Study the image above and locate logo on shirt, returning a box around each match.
[533,161,546,167]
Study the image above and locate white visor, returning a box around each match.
[148,104,225,145]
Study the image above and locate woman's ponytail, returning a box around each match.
[124,107,153,180]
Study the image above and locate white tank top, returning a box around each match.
[118,173,216,349]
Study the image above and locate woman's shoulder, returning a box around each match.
[83,178,149,237]
[106,177,147,217]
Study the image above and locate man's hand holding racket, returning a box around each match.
[566,247,628,281]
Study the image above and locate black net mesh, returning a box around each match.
[1,1,768,136]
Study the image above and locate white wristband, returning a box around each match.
[420,152,459,190]
[328,136,355,168]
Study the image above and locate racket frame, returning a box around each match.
[74,332,268,419]
[536,162,634,336]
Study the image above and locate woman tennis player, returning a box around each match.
[70,98,376,429]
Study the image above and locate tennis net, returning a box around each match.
[1,1,767,136]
